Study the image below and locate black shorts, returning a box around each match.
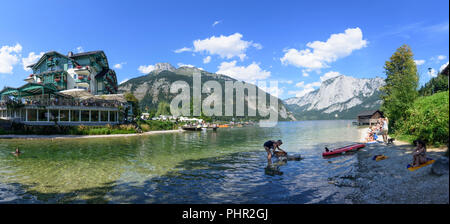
[263,141,274,148]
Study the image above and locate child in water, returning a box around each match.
[11,148,21,156]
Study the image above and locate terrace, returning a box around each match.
[0,84,128,126]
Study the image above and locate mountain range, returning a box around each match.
[284,75,385,120]
[118,63,296,121]
[119,63,385,121]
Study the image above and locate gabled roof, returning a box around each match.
[70,50,108,68]
[0,83,59,97]
[357,110,382,117]
[30,51,74,70]
[95,68,110,78]
[70,50,105,58]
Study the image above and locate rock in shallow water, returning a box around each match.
[431,157,449,176]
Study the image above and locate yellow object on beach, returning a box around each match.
[407,159,435,171]
[374,155,388,161]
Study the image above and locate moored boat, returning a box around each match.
[322,143,365,157]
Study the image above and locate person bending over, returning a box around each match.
[263,140,286,164]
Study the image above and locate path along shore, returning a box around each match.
[347,128,449,204]
[0,129,184,140]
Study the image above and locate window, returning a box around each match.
[91,111,99,122]
[71,110,80,122]
[101,111,108,122]
[98,81,104,91]
[81,110,90,122]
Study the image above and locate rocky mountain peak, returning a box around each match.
[154,63,176,73]
[284,75,385,120]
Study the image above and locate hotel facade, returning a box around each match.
[0,50,131,126]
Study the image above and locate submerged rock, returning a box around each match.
[431,157,449,176]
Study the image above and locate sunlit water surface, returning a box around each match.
[0,120,361,203]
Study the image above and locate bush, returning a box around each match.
[396,91,449,146]
[138,120,177,131]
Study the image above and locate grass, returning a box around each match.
[0,120,180,136]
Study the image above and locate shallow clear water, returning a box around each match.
[0,120,361,204]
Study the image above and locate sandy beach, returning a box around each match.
[0,129,184,140]
[346,127,449,204]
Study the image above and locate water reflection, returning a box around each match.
[0,120,360,204]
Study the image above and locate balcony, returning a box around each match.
[74,66,90,76]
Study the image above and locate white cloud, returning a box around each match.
[0,43,22,74]
[289,81,321,97]
[212,20,222,27]
[193,33,261,61]
[295,81,321,88]
[279,80,293,84]
[174,47,192,53]
[119,78,129,84]
[138,65,156,74]
[437,55,447,60]
[439,61,449,72]
[259,85,284,97]
[177,63,195,68]
[430,55,447,63]
[281,27,367,72]
[428,68,437,77]
[414,59,425,66]
[22,51,44,71]
[216,61,270,82]
[114,62,126,69]
[302,71,309,77]
[76,46,84,53]
[320,71,342,82]
[203,56,211,64]
[252,43,263,50]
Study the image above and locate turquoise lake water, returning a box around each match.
[0,120,361,203]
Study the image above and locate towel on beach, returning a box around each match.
[372,155,388,161]
[407,158,435,171]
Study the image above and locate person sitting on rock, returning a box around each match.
[412,140,427,167]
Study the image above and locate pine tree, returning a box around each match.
[380,44,419,131]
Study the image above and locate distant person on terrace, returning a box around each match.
[381,117,389,143]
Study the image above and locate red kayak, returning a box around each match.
[322,143,365,157]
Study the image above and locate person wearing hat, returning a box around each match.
[263,140,286,164]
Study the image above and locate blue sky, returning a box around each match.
[1,0,448,99]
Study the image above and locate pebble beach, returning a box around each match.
[346,128,449,204]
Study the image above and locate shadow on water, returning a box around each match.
[1,181,117,204]
[3,149,352,204]
[1,121,363,204]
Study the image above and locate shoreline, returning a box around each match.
[0,129,185,140]
[348,128,449,204]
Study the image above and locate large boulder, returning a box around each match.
[431,156,449,176]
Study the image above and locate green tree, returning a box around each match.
[156,101,171,116]
[380,45,419,131]
[124,92,140,118]
[418,72,449,96]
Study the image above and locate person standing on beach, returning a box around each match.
[381,117,389,143]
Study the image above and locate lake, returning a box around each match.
[0,120,361,203]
